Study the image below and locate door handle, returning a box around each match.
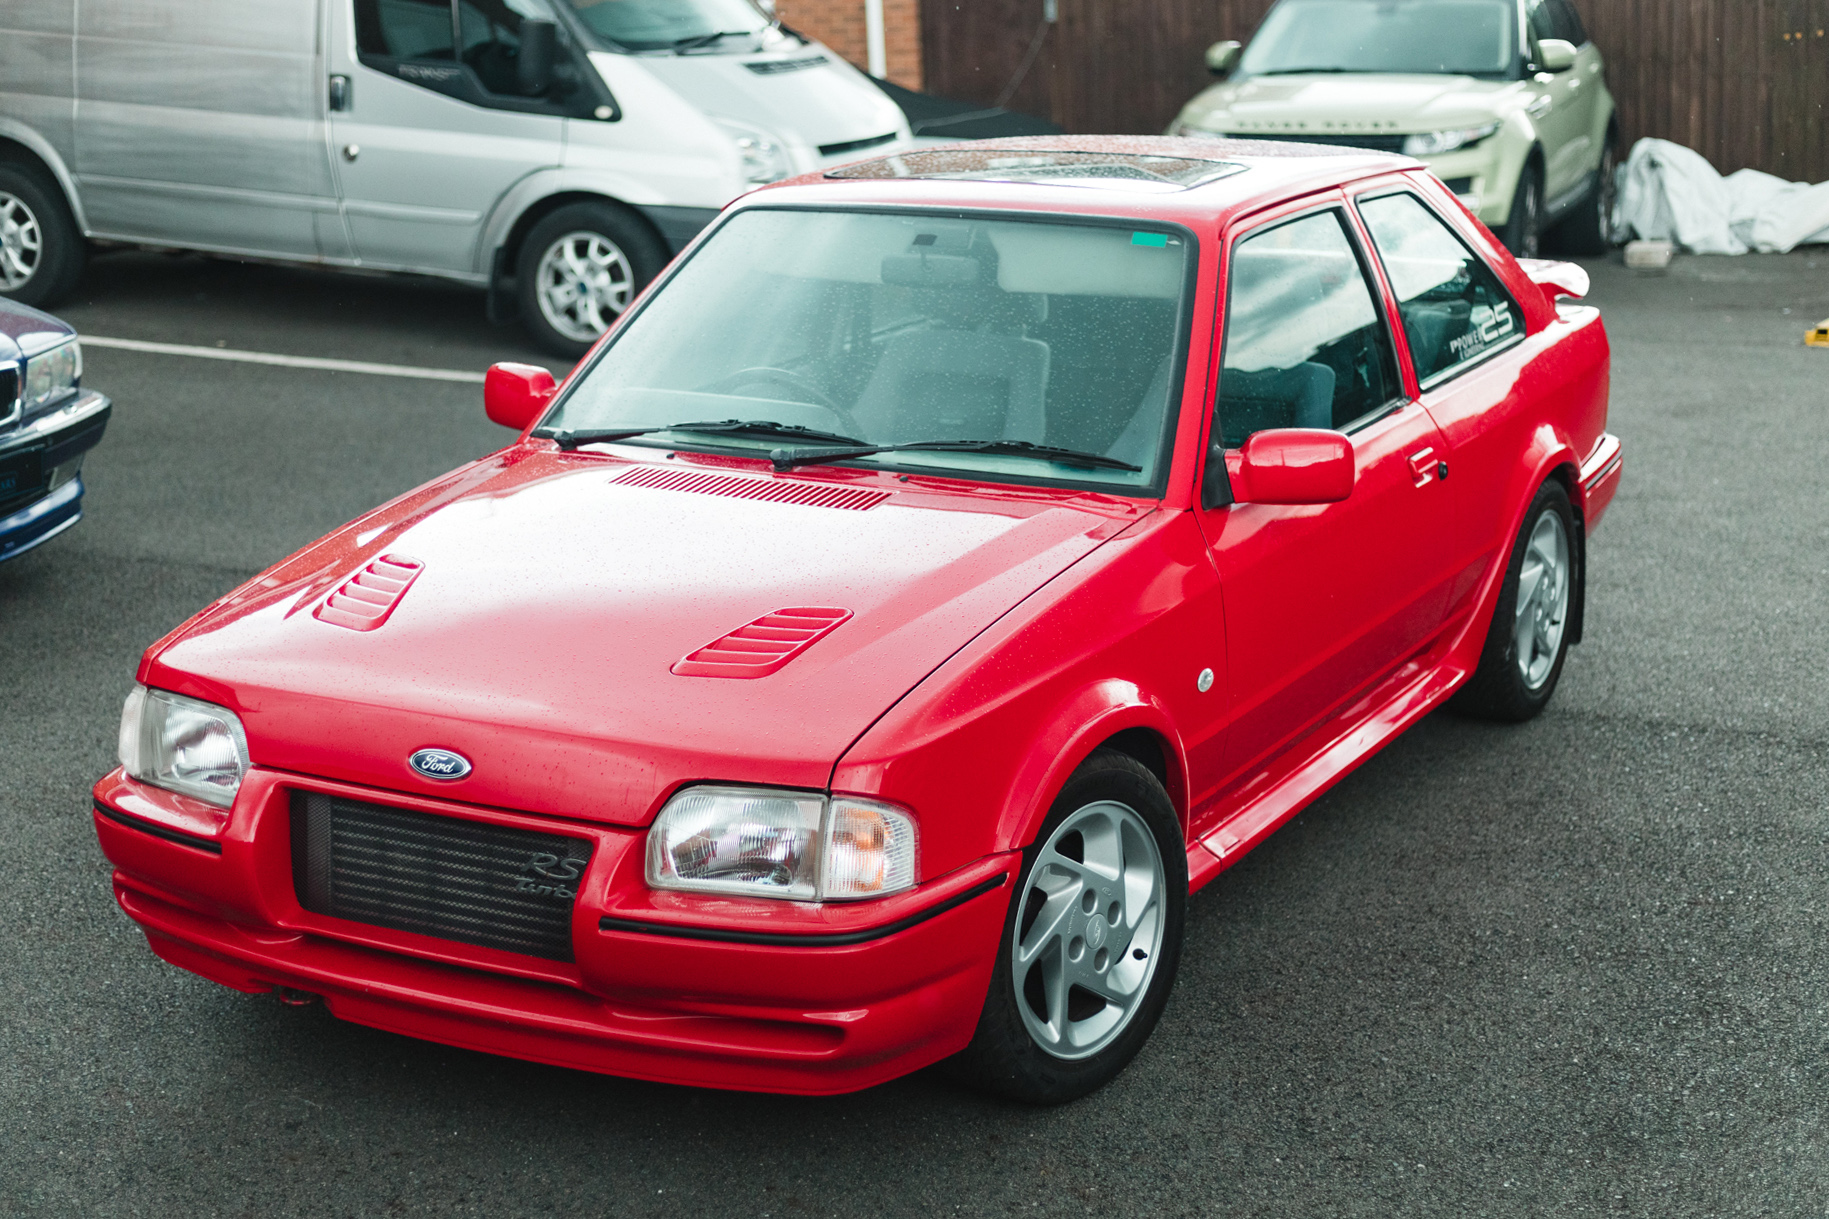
[1408,448,1447,487]
[328,74,351,112]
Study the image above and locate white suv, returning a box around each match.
[1169,0,1617,257]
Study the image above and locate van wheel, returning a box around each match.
[947,749,1186,1104]
[1451,480,1578,722]
[0,164,85,308]
[516,202,667,358]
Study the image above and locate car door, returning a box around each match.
[1524,0,1591,206]
[1353,185,1533,624]
[73,0,337,259]
[325,0,570,277]
[1195,199,1458,795]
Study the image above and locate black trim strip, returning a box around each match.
[598,873,1008,947]
[93,800,223,855]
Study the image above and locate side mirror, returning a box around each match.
[1536,38,1578,72]
[518,20,558,96]
[1205,40,1242,76]
[485,362,557,432]
[1234,429,1355,505]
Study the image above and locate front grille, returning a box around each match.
[291,792,593,961]
[0,368,16,422]
[1224,131,1409,154]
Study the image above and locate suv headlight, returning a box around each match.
[647,785,917,901]
[1403,123,1501,157]
[22,339,81,411]
[118,685,251,808]
[713,117,793,186]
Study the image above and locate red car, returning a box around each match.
[92,137,1619,1103]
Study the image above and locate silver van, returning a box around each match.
[0,0,911,354]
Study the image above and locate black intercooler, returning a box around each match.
[290,792,592,961]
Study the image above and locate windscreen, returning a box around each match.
[1239,0,1519,78]
[557,0,769,49]
[544,208,1192,492]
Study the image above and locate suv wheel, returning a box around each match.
[1552,138,1618,256]
[1501,161,1544,259]
[515,201,667,359]
[0,164,85,308]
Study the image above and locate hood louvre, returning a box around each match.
[314,555,424,632]
[613,465,890,511]
[672,607,853,678]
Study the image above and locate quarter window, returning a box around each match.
[1357,192,1524,386]
[1216,209,1402,448]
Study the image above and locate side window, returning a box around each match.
[1357,192,1524,386]
[1217,210,1402,448]
[356,0,457,61]
[1553,0,1588,45]
[457,0,559,96]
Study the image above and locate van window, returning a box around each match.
[358,0,457,60]
[458,0,562,95]
[559,0,770,52]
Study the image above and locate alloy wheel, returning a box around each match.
[1013,799,1166,1060]
[1514,508,1571,690]
[0,191,43,290]
[533,230,634,344]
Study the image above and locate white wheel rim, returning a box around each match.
[1514,508,1571,690]
[0,192,44,290]
[1013,800,1166,1061]
[534,230,633,343]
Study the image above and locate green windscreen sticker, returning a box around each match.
[1131,232,1170,248]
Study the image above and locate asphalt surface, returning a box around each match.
[2,245,1827,1217]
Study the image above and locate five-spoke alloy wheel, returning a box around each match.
[1453,479,1580,721]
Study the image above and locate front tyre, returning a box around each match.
[1501,160,1544,260]
[949,749,1186,1104]
[515,201,667,359]
[1451,479,1578,722]
[0,164,85,308]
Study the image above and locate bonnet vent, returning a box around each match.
[314,555,423,631]
[672,608,853,679]
[613,465,890,511]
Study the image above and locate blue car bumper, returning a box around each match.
[0,475,84,562]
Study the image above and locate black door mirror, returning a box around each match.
[518,20,558,96]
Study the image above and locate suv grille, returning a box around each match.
[290,792,592,961]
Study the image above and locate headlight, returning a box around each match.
[22,339,81,411]
[118,685,251,808]
[1403,123,1501,157]
[713,117,792,186]
[647,785,917,901]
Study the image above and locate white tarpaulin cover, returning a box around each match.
[1614,138,1829,254]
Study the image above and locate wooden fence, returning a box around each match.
[919,0,1829,182]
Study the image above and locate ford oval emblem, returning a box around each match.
[408,748,472,781]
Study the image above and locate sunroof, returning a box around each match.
[828,149,1248,191]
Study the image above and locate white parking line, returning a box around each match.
[81,335,487,384]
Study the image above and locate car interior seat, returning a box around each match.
[1216,362,1337,447]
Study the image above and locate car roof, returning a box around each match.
[750,135,1421,229]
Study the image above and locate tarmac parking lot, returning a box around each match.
[3,245,1827,1216]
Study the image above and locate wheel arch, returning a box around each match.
[0,126,86,232]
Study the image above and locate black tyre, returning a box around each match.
[1451,480,1579,722]
[0,162,85,309]
[948,749,1187,1104]
[514,201,668,359]
[1551,136,1618,256]
[1500,160,1545,260]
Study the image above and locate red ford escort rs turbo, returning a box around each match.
[93,137,1619,1103]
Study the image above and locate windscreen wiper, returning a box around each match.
[537,419,866,451]
[670,29,755,51]
[768,438,1142,473]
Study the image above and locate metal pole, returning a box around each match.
[865,0,887,77]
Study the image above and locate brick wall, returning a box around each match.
[776,0,924,89]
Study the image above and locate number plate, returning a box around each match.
[0,449,43,502]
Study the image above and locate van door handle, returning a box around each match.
[1408,448,1446,487]
[329,74,351,112]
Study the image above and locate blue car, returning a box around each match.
[0,301,108,562]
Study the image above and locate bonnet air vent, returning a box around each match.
[672,608,853,679]
[314,554,423,631]
[613,465,890,511]
[745,54,828,75]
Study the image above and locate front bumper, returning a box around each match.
[92,766,1015,1095]
[0,390,111,562]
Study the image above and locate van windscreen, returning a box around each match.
[559,0,770,50]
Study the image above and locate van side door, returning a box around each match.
[325,0,598,278]
[73,0,338,259]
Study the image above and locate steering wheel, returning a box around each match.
[701,366,861,437]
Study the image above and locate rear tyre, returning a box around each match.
[1500,161,1544,260]
[1451,480,1578,722]
[0,163,85,309]
[947,749,1186,1104]
[1552,137,1618,256]
[515,201,667,359]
